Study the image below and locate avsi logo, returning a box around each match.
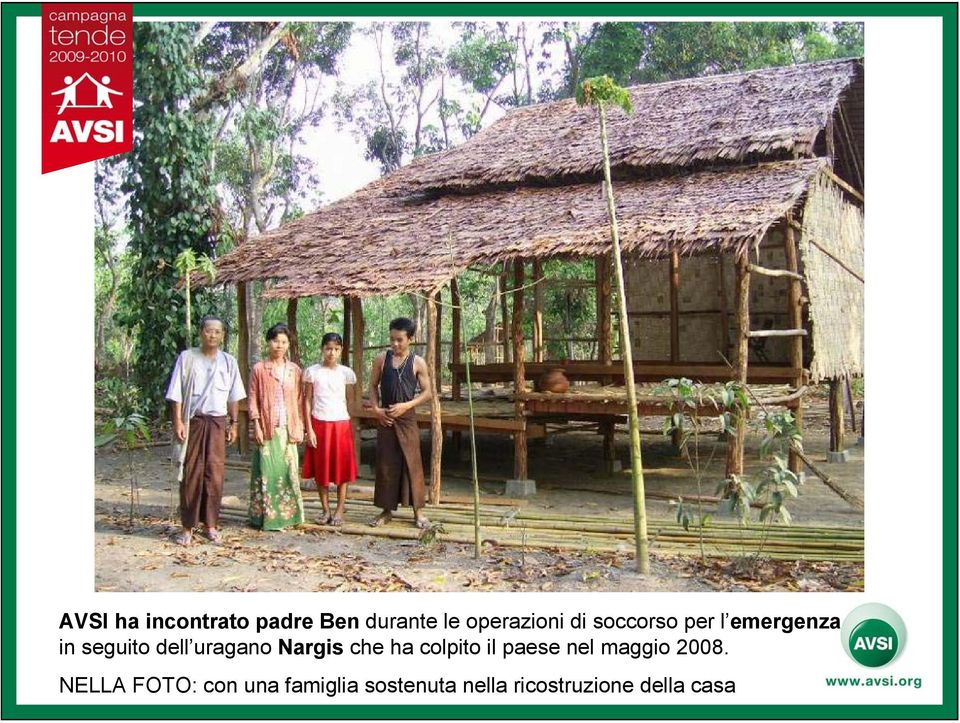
[49,73,125,143]
[841,603,906,668]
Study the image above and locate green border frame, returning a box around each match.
[1,2,956,719]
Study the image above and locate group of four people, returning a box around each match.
[164,315,432,546]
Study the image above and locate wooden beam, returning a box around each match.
[829,378,846,453]
[726,255,750,476]
[236,282,250,456]
[341,296,351,368]
[450,278,462,402]
[286,298,300,365]
[747,264,804,281]
[784,218,805,474]
[450,277,462,453]
[597,254,613,368]
[670,250,680,363]
[717,250,730,359]
[426,291,444,504]
[350,297,365,470]
[746,329,808,338]
[512,261,528,481]
[823,168,864,203]
[500,263,511,364]
[532,259,545,363]
[433,289,443,388]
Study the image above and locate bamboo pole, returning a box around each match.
[532,259,544,363]
[726,254,750,476]
[746,329,807,338]
[460,303,482,559]
[286,298,300,365]
[512,261,528,481]
[426,290,444,504]
[597,102,649,574]
[784,219,804,474]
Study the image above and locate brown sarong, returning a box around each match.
[180,415,226,529]
[374,411,425,511]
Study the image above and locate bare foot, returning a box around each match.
[172,530,192,546]
[369,511,392,527]
[414,515,430,530]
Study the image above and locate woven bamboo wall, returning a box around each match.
[800,174,864,381]
[624,230,792,364]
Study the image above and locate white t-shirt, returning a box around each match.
[303,364,357,422]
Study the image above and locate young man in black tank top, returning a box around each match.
[368,317,433,529]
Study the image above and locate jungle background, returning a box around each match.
[95,20,863,420]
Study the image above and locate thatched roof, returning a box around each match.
[214,158,827,299]
[211,58,863,299]
[393,58,862,194]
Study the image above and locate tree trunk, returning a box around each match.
[286,298,300,365]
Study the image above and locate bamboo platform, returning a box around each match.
[220,498,863,563]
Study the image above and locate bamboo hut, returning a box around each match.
[209,58,864,500]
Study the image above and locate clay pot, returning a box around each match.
[537,368,570,394]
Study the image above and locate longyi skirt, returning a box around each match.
[302,417,357,487]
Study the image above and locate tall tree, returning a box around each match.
[121,23,222,416]
[203,22,351,362]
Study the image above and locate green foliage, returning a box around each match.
[121,23,221,418]
[95,412,151,449]
[547,21,863,99]
[95,377,143,418]
[576,75,633,113]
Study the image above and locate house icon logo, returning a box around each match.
[51,72,123,115]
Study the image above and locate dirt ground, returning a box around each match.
[95,395,864,594]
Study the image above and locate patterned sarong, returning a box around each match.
[248,426,304,530]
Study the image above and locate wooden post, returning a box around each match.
[341,296,351,368]
[784,219,804,474]
[286,298,300,365]
[433,289,443,391]
[451,278,462,401]
[669,249,683,451]
[532,259,544,363]
[717,249,730,359]
[350,297,365,470]
[426,290,444,504]
[829,378,846,453]
[500,263,511,364]
[669,249,680,363]
[512,261,528,481]
[236,282,250,456]
[725,255,750,476]
[450,278,462,452]
[597,254,613,366]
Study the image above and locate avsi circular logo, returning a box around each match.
[841,603,906,668]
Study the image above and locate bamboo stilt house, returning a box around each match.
[209,58,864,499]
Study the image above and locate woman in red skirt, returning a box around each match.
[302,332,358,525]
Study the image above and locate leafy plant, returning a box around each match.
[663,377,738,561]
[96,412,152,527]
[174,248,217,346]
